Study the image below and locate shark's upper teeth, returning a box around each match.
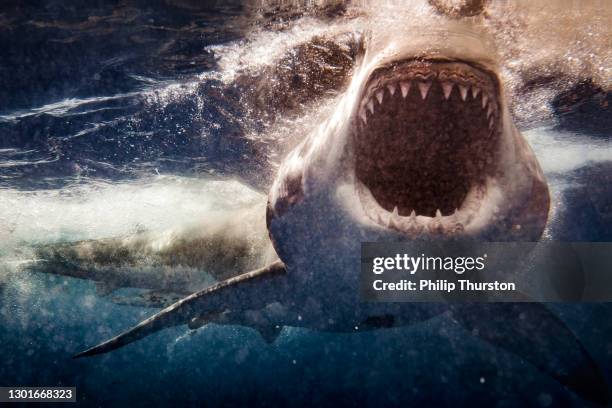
[441,82,453,100]
[376,90,384,104]
[359,107,367,124]
[418,81,432,100]
[459,85,468,101]
[400,81,411,98]
[359,76,498,130]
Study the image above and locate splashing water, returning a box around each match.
[0,1,610,406]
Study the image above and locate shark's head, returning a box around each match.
[267,21,550,273]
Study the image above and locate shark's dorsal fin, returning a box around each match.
[73,261,287,358]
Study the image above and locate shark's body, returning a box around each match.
[30,16,608,405]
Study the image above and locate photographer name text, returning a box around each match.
[371,253,516,293]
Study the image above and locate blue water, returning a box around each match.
[0,2,611,407]
[0,0,266,190]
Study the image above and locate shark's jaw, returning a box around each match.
[353,59,503,237]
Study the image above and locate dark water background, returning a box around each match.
[0,0,263,190]
[0,2,611,407]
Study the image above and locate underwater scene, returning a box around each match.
[0,1,610,406]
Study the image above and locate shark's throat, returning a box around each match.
[354,60,501,234]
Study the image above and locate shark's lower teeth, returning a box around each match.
[354,60,499,227]
[357,181,480,236]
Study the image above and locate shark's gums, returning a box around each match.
[32,17,608,405]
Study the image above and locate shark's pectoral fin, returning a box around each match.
[451,303,609,405]
[73,260,288,358]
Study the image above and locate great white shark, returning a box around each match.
[32,18,608,404]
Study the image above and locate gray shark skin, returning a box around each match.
[70,20,610,405]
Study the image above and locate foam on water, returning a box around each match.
[525,128,611,175]
[0,176,264,255]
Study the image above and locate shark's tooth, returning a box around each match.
[392,206,400,220]
[400,81,411,98]
[441,82,453,100]
[428,209,444,233]
[418,81,432,100]
[390,206,400,228]
[367,99,374,114]
[482,94,488,109]
[387,84,396,96]
[487,104,493,118]
[410,210,417,220]
[376,90,384,104]
[489,117,495,129]
[472,87,480,98]
[407,215,424,233]
[459,85,468,101]
[359,108,367,124]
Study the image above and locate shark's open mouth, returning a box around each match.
[354,60,501,235]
